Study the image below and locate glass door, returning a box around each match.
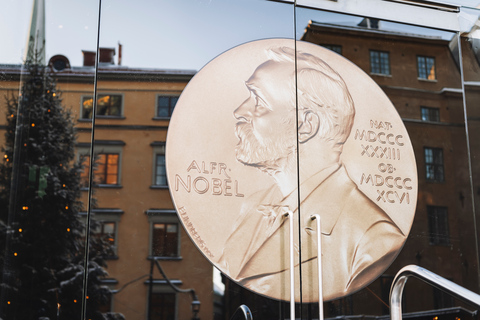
[2,1,480,320]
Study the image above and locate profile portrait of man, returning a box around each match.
[217,46,405,301]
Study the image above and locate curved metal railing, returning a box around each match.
[390,265,480,320]
[230,304,253,320]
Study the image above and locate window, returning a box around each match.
[77,141,124,187]
[150,292,176,320]
[98,279,118,313]
[152,223,179,257]
[81,153,119,186]
[421,107,440,122]
[370,50,390,75]
[321,44,342,55]
[151,142,167,187]
[92,221,116,248]
[145,283,180,320]
[427,206,450,246]
[146,210,181,259]
[425,147,444,182]
[156,95,179,118]
[155,154,166,186]
[417,56,436,80]
[98,291,113,314]
[80,209,123,258]
[81,94,123,119]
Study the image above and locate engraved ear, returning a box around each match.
[298,110,320,143]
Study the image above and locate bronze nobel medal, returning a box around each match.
[166,39,417,302]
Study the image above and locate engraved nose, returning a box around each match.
[234,96,253,122]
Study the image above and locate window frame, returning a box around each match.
[151,142,167,189]
[79,209,123,259]
[146,210,181,260]
[427,205,450,246]
[80,93,125,120]
[370,50,391,76]
[321,44,342,55]
[417,55,436,80]
[145,282,179,320]
[99,279,118,313]
[424,147,445,182]
[94,153,120,185]
[154,94,180,119]
[421,106,440,122]
[77,141,125,188]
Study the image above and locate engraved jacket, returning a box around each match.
[217,164,405,302]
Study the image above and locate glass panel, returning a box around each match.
[296,5,476,318]
[155,154,166,186]
[459,2,480,312]
[88,1,296,319]
[4,1,480,320]
[0,1,99,319]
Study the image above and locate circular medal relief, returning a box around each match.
[166,39,417,302]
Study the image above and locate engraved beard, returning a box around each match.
[235,121,296,171]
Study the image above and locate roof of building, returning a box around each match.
[0,63,196,83]
[304,20,450,44]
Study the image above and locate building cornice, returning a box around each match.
[0,65,195,83]
[303,21,450,45]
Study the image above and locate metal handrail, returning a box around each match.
[230,305,253,320]
[390,265,480,320]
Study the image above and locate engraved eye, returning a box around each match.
[255,103,267,114]
[253,96,269,115]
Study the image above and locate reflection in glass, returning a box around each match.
[80,153,119,185]
[82,94,123,119]
[297,5,478,319]
[150,292,176,320]
[157,96,179,118]
[417,56,436,80]
[9,0,480,319]
[321,44,343,54]
[424,147,444,182]
[152,223,178,257]
[427,206,450,246]
[370,50,390,75]
[421,106,440,122]
[155,153,167,186]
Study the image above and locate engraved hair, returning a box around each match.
[266,46,355,149]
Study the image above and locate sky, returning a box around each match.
[2,0,480,70]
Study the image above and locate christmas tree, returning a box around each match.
[0,57,114,319]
